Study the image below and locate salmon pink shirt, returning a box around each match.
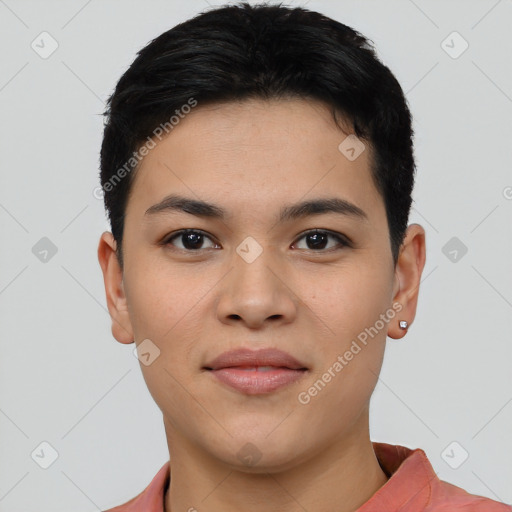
[103,442,511,511]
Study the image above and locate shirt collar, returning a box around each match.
[124,442,436,512]
[357,442,437,511]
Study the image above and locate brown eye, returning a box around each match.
[293,230,348,251]
[165,230,218,251]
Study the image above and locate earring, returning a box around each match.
[399,320,408,330]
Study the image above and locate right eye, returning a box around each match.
[163,229,220,252]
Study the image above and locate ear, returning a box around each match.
[387,224,426,340]
[97,231,134,344]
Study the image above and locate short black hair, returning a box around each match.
[100,1,416,269]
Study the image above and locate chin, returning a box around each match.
[208,431,312,474]
[223,449,305,474]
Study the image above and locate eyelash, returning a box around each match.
[162,228,351,253]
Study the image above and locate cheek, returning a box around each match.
[302,263,393,338]
[125,262,202,339]
[300,281,388,425]
[125,265,211,376]
[297,262,391,407]
[127,270,208,418]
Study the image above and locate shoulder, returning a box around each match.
[427,471,511,511]
[370,442,511,512]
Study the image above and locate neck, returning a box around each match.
[163,413,388,512]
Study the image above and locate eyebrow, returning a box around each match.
[144,194,368,223]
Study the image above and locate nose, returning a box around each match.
[215,247,298,329]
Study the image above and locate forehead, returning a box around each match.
[126,97,383,221]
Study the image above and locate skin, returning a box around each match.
[98,97,426,512]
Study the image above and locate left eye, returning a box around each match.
[292,230,348,251]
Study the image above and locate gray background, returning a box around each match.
[0,0,511,510]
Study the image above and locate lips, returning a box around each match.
[203,347,308,371]
[204,348,308,395]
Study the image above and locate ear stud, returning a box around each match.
[399,320,408,330]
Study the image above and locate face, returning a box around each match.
[99,97,424,472]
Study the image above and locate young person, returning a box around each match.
[97,3,511,511]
